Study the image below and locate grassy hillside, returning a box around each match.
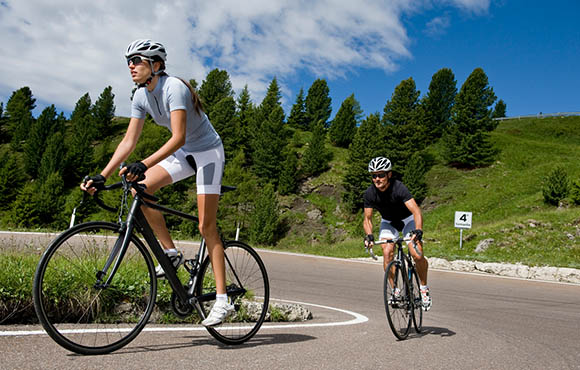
[422,116,580,268]
[274,116,580,269]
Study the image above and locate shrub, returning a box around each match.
[542,166,570,205]
[570,178,580,205]
[248,183,279,245]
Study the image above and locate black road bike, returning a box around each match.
[33,175,269,355]
[366,236,422,340]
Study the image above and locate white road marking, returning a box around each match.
[0,298,368,337]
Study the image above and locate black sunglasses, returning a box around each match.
[126,55,152,66]
[371,173,387,179]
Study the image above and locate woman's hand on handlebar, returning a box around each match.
[120,161,147,182]
[80,174,106,195]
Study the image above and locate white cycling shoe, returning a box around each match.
[202,300,235,327]
[420,288,432,311]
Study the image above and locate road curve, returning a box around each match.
[1,243,580,370]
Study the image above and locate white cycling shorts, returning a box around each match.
[379,214,415,242]
[157,144,224,195]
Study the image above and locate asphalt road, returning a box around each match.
[2,245,580,370]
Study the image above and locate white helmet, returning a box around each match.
[368,156,392,172]
[125,39,167,62]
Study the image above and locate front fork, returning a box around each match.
[94,197,141,289]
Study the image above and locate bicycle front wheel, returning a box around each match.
[196,240,269,345]
[409,265,423,333]
[33,222,157,355]
[384,260,411,340]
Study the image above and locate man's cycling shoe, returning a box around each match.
[420,287,432,311]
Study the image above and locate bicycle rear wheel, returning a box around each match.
[409,265,423,333]
[195,240,269,345]
[33,222,157,355]
[384,260,411,340]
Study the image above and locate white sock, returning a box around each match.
[420,285,429,290]
[216,294,228,303]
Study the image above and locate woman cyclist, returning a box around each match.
[81,39,233,326]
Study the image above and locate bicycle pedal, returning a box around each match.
[183,259,196,273]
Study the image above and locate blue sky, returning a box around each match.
[1,1,578,120]
[324,1,580,118]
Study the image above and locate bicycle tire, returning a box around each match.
[33,221,157,355]
[383,260,411,340]
[195,240,269,345]
[409,265,423,333]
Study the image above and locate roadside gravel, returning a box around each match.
[353,256,580,284]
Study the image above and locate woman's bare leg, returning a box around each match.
[198,193,226,294]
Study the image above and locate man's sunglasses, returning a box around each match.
[126,55,152,66]
[371,173,387,179]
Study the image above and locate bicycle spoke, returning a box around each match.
[196,240,269,345]
[33,222,157,355]
[384,261,411,340]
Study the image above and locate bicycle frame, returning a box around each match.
[92,179,231,317]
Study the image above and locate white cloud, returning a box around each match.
[425,15,451,38]
[0,0,490,117]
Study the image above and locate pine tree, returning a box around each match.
[342,113,384,213]
[189,79,198,90]
[65,93,96,182]
[403,152,428,204]
[0,102,5,143]
[4,87,36,150]
[422,68,457,139]
[443,68,498,168]
[37,171,65,226]
[260,77,284,118]
[329,94,362,148]
[302,120,331,177]
[24,105,63,178]
[252,105,286,183]
[10,181,40,227]
[0,147,26,209]
[92,86,116,135]
[383,77,420,126]
[278,150,299,196]
[209,96,238,156]
[218,150,260,238]
[39,131,66,181]
[305,79,332,129]
[381,77,427,171]
[251,78,288,183]
[248,182,279,245]
[492,99,507,118]
[287,88,308,129]
[236,85,254,156]
[199,69,234,117]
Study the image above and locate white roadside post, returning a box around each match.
[454,211,472,249]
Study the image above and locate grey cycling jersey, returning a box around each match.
[131,75,222,152]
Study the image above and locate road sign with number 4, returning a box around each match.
[454,211,472,229]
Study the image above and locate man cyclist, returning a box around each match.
[362,156,432,310]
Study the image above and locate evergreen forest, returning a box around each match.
[5,65,577,269]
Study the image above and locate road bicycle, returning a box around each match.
[366,235,422,340]
[32,174,269,355]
